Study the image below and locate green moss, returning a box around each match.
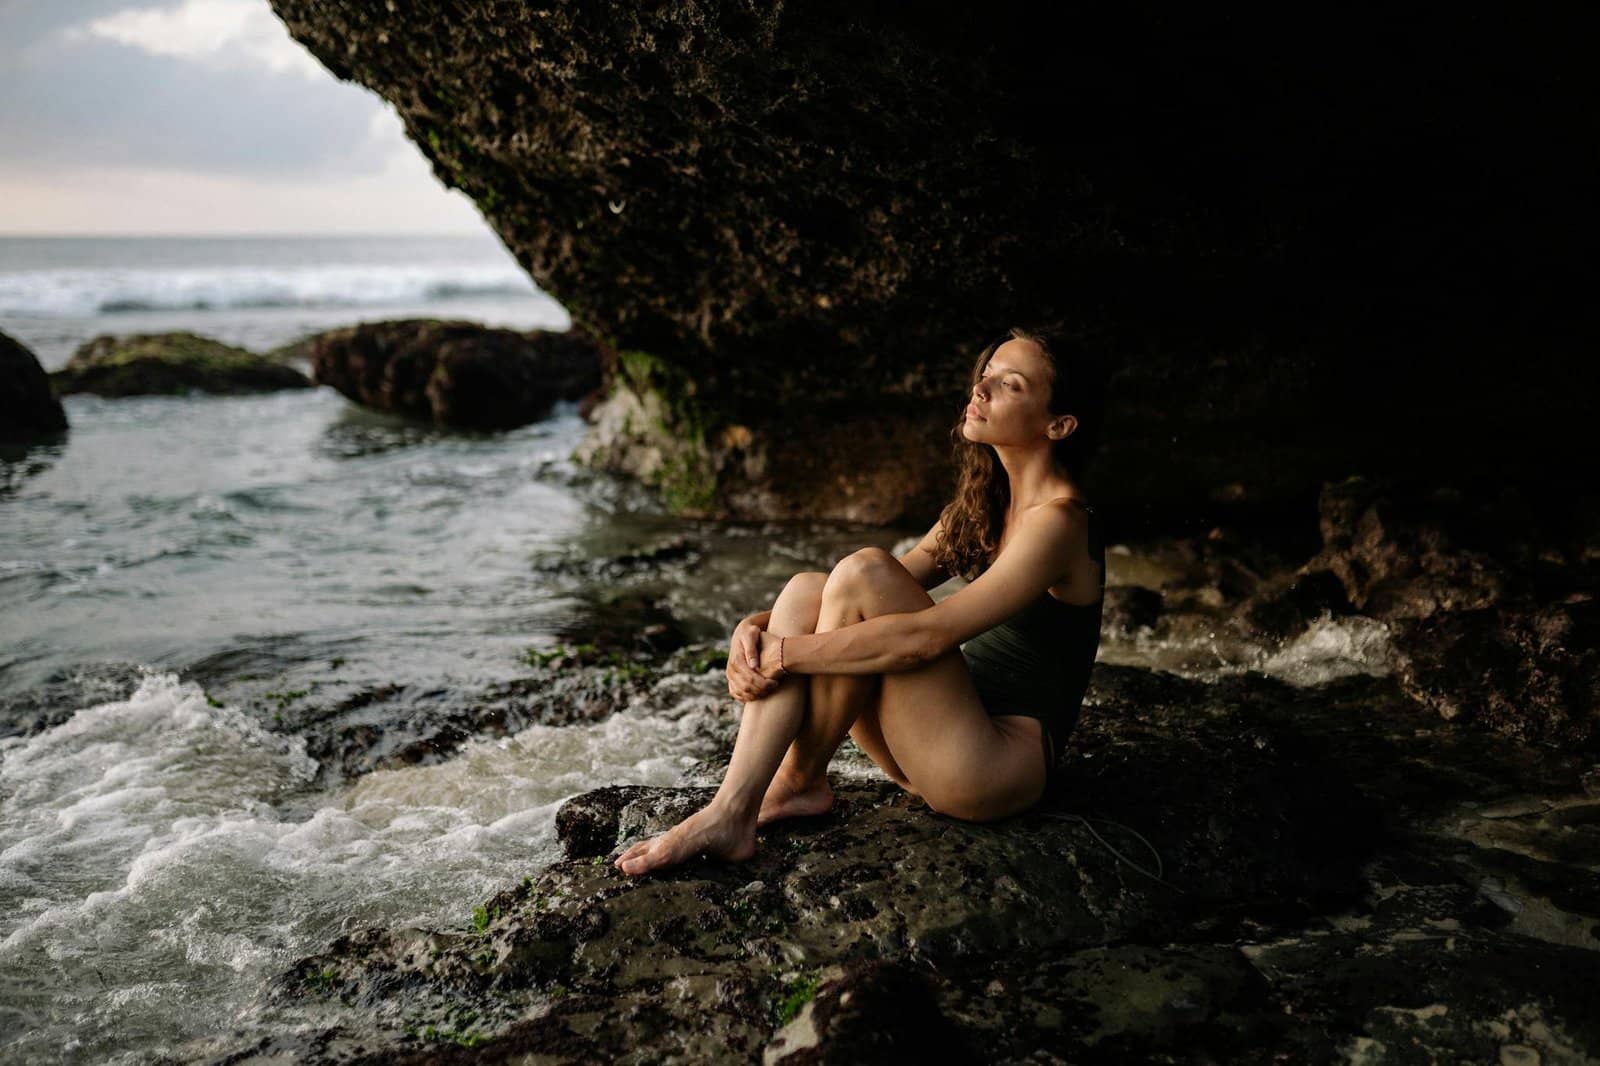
[524,642,652,682]
[54,332,305,396]
[774,973,822,1026]
[472,903,502,934]
[614,348,719,513]
[405,1023,488,1048]
[305,968,339,991]
[74,333,259,369]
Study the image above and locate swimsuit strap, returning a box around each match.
[1059,497,1104,561]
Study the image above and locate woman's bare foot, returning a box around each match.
[757,769,835,827]
[613,802,758,877]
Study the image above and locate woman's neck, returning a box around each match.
[992,443,1076,515]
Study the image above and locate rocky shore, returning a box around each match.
[187,475,1599,1064]
[207,658,1598,1063]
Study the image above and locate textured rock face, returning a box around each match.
[218,665,1600,1063]
[50,332,312,397]
[267,4,1589,527]
[0,330,68,443]
[1309,475,1599,750]
[307,319,604,429]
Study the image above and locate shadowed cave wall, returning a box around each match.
[268,2,1592,540]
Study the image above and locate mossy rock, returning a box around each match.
[50,332,313,397]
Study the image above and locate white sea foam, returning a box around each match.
[1098,610,1397,685]
[0,668,725,1063]
[0,262,537,316]
[1250,613,1397,685]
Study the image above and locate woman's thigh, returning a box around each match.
[825,549,1046,820]
[871,648,1047,821]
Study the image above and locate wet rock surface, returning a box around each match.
[0,329,69,443]
[172,639,720,799]
[0,660,153,739]
[49,331,314,396]
[307,319,604,430]
[202,660,1600,1064]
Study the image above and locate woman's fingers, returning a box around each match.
[725,621,780,702]
[728,666,778,703]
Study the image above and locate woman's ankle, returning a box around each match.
[707,789,763,823]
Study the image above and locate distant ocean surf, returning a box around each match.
[0,233,567,370]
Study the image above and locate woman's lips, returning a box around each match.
[965,404,985,420]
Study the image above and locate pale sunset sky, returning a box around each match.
[0,0,488,235]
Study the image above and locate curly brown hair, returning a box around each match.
[930,323,1111,581]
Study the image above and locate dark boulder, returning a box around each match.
[1229,566,1354,643]
[49,332,313,397]
[1,330,68,442]
[1312,475,1600,750]
[1390,601,1599,752]
[307,319,603,430]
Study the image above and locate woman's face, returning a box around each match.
[962,338,1065,446]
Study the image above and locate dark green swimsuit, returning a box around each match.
[959,499,1105,786]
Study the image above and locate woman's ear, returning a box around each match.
[1049,414,1078,440]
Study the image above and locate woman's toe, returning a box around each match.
[614,840,651,869]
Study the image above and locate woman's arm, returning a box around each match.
[896,517,952,591]
[757,503,1083,678]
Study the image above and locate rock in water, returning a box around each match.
[49,332,313,397]
[306,319,603,429]
[0,330,68,442]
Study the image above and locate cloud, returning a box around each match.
[0,0,419,179]
[67,0,325,80]
[0,0,489,234]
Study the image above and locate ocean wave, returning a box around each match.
[0,263,539,316]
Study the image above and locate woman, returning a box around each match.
[615,324,1109,877]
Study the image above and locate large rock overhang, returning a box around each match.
[268,4,1589,533]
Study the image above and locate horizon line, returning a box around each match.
[0,231,495,240]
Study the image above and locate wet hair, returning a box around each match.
[931,323,1111,581]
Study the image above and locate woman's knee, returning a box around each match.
[824,547,905,594]
[785,571,829,595]
[771,571,827,630]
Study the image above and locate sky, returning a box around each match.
[0,0,489,235]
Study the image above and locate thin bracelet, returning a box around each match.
[778,636,786,677]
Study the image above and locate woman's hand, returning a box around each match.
[726,613,780,703]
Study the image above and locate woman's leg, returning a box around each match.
[772,547,1047,821]
[613,570,829,876]
[757,553,918,824]
[615,548,1048,876]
